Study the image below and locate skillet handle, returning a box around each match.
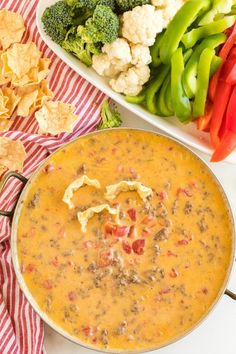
[225,289,236,301]
[0,172,28,218]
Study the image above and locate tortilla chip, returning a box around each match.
[0,10,25,50]
[0,53,12,85]
[0,118,13,132]
[12,58,51,87]
[0,136,26,172]
[63,175,101,209]
[105,181,153,202]
[1,86,20,116]
[7,42,41,78]
[77,204,119,232]
[17,89,39,117]
[0,88,10,118]
[35,101,78,135]
[33,79,54,109]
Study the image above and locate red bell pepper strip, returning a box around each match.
[211,85,236,162]
[209,23,236,101]
[209,80,232,148]
[197,100,213,132]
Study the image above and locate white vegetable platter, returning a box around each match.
[36,0,236,164]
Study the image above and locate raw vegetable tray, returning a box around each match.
[36,0,236,164]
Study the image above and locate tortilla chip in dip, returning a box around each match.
[0,136,26,172]
[77,204,119,232]
[0,10,25,50]
[35,101,78,135]
[105,180,153,202]
[63,175,101,209]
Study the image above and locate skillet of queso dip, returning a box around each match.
[16,129,233,352]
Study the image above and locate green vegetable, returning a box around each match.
[159,0,211,64]
[182,33,226,98]
[42,1,75,44]
[97,100,122,129]
[150,32,164,68]
[182,16,235,49]
[115,0,150,13]
[165,77,173,113]
[183,48,193,63]
[125,93,146,104]
[66,0,116,10]
[85,5,119,44]
[171,48,192,123]
[193,48,214,117]
[210,55,222,77]
[145,65,170,114]
[62,27,101,66]
[198,0,235,25]
[156,76,174,117]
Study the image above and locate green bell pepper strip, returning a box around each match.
[171,48,192,123]
[165,77,174,113]
[210,55,222,77]
[150,32,164,67]
[182,33,227,98]
[159,0,211,64]
[156,76,173,117]
[145,65,170,114]
[182,16,235,49]
[193,48,215,118]
[198,0,235,25]
[183,48,193,64]
[125,92,146,104]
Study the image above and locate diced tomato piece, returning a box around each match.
[159,287,171,295]
[44,163,55,174]
[169,268,179,278]
[202,287,208,295]
[43,279,53,290]
[122,240,132,254]
[178,239,189,245]
[113,225,130,237]
[167,250,178,257]
[127,208,137,222]
[25,264,35,273]
[82,326,94,337]
[141,214,154,224]
[83,240,93,249]
[98,250,112,267]
[51,256,59,267]
[68,291,77,301]
[177,188,193,197]
[158,191,168,200]
[132,239,145,255]
[104,223,113,236]
[128,225,135,238]
[142,228,151,237]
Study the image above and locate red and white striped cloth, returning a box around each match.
[0,1,106,353]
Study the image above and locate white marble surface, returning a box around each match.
[45,105,236,354]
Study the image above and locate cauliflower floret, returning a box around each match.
[110,65,150,96]
[102,38,132,64]
[92,38,132,78]
[121,5,164,46]
[130,44,152,67]
[151,0,185,28]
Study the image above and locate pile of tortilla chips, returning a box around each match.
[0,9,79,176]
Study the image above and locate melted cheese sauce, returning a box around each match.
[17,130,233,351]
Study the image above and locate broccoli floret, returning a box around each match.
[85,5,119,44]
[97,100,122,129]
[115,0,150,13]
[66,0,116,11]
[42,1,74,44]
[62,27,101,66]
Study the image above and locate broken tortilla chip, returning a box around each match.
[0,10,25,50]
[105,181,153,202]
[17,89,39,117]
[0,118,13,132]
[35,101,78,135]
[6,42,41,78]
[1,86,20,116]
[63,175,101,209]
[77,204,119,232]
[0,136,26,172]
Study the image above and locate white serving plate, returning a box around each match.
[36,0,236,164]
